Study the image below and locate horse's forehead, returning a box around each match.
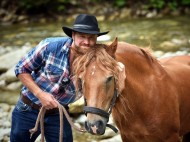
[86,61,100,76]
[89,65,96,76]
[85,61,111,78]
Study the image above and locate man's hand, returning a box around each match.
[37,91,58,109]
[17,73,58,109]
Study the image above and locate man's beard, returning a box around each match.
[74,44,90,54]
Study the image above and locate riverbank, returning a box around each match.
[1,1,190,26]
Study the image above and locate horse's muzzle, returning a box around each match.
[85,120,106,135]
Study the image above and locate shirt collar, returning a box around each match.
[61,37,73,53]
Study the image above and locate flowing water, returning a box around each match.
[0,16,190,51]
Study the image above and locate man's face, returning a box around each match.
[72,32,97,54]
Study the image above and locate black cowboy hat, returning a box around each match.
[62,14,109,37]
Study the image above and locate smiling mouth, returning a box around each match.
[81,45,91,49]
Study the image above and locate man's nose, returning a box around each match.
[83,38,90,44]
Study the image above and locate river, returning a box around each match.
[0,16,190,52]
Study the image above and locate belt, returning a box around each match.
[21,94,69,115]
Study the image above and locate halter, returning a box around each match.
[83,89,119,133]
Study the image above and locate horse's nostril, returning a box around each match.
[95,120,103,127]
[84,121,93,133]
[95,120,105,135]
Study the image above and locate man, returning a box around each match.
[10,14,109,142]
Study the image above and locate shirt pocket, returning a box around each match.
[45,64,63,82]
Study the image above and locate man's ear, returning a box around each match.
[72,31,75,39]
[106,37,118,57]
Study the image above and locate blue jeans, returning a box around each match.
[10,97,73,142]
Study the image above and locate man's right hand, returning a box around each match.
[17,73,58,110]
[37,91,58,110]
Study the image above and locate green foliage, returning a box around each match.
[181,0,190,5]
[145,0,190,10]
[168,0,178,10]
[19,0,51,9]
[112,0,190,9]
[17,0,70,14]
[149,0,165,9]
[90,0,102,2]
[3,0,190,15]
[114,0,127,7]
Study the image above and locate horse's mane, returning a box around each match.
[118,41,158,66]
[140,48,158,64]
[72,44,120,95]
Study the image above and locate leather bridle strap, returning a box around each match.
[83,89,119,133]
[83,106,109,120]
[83,106,118,133]
[106,124,118,133]
[83,89,118,120]
[108,89,118,114]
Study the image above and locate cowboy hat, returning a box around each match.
[62,14,109,37]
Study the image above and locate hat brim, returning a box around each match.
[62,26,109,37]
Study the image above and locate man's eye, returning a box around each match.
[89,37,94,40]
[80,36,85,38]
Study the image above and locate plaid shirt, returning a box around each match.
[15,37,78,105]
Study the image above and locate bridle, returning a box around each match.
[83,89,119,133]
[73,50,119,133]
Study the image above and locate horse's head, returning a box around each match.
[72,38,126,135]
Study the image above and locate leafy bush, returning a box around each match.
[17,0,70,14]
[1,0,190,16]
[181,0,190,5]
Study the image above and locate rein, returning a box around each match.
[29,101,86,142]
[83,89,119,133]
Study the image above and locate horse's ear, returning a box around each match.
[106,37,118,57]
[117,62,126,94]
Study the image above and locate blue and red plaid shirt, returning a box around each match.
[15,37,78,105]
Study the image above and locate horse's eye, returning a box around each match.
[106,76,113,83]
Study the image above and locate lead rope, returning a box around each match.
[29,101,86,142]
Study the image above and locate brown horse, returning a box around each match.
[72,38,190,142]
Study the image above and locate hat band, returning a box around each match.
[73,24,100,31]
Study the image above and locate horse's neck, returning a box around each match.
[118,43,165,78]
[113,45,166,121]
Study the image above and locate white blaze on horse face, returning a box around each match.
[91,65,96,75]
[91,125,98,134]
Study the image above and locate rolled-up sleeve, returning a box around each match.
[14,40,48,77]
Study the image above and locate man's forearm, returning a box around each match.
[17,73,43,98]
